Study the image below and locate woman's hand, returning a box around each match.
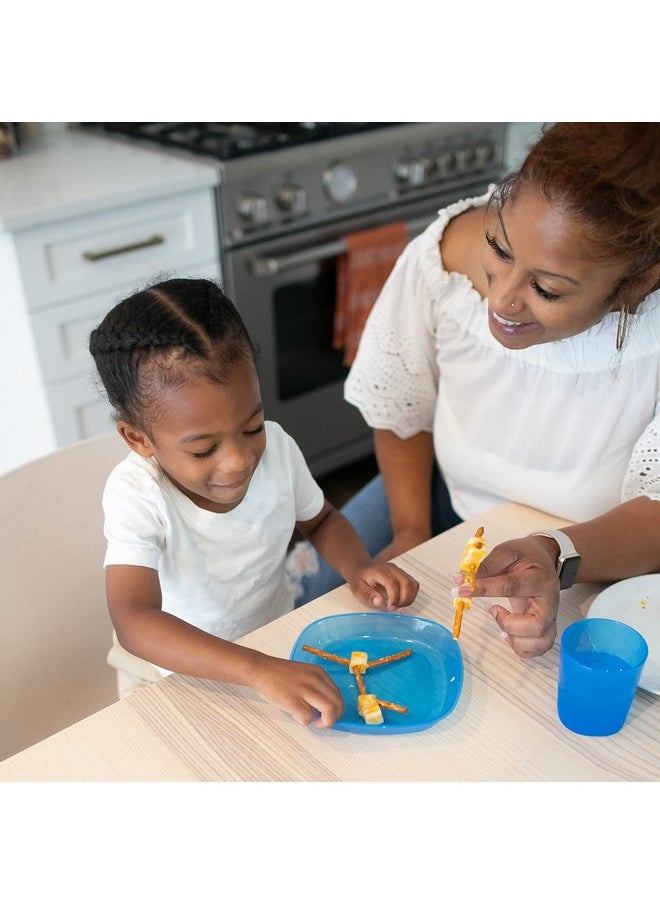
[348,560,420,611]
[251,655,344,728]
[462,536,561,658]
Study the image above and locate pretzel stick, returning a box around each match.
[377,699,408,714]
[302,644,350,665]
[368,649,413,668]
[452,599,467,640]
[354,669,368,695]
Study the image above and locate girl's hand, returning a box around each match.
[251,655,344,728]
[348,561,420,611]
[462,537,560,658]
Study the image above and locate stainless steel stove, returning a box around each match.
[82,122,507,475]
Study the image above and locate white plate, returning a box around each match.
[588,574,660,694]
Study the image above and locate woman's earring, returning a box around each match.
[616,306,629,351]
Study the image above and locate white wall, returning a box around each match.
[504,122,545,170]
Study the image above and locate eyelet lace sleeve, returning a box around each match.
[344,230,453,439]
[622,415,660,503]
[345,191,492,440]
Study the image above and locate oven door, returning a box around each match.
[225,182,490,476]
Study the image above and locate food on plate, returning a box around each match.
[354,671,398,723]
[452,526,487,639]
[377,699,408,714]
[304,644,411,724]
[301,644,350,665]
[357,694,384,725]
[354,668,368,695]
[349,650,368,673]
[368,648,413,667]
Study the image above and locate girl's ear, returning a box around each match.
[116,422,155,459]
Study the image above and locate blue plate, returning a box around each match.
[290,612,463,734]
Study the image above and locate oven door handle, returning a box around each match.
[250,214,433,278]
[250,239,345,278]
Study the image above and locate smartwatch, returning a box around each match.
[528,530,581,590]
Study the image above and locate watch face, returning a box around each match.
[559,554,581,590]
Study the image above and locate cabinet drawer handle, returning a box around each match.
[82,234,165,262]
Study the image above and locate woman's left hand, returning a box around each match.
[462,537,561,657]
[349,562,420,611]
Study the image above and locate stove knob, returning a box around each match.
[237,193,269,227]
[435,150,455,179]
[454,147,475,174]
[473,142,496,169]
[394,156,435,187]
[322,162,358,203]
[276,183,307,216]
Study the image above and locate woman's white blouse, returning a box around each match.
[345,192,660,522]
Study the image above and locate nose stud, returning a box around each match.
[510,302,516,308]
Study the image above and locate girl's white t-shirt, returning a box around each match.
[102,421,324,669]
[345,192,660,523]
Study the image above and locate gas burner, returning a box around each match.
[81,122,397,161]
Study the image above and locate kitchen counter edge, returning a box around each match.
[0,127,219,231]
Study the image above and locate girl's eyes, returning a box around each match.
[190,424,265,458]
[485,232,561,301]
[192,446,217,459]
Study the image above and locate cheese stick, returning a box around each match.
[349,651,368,674]
[357,694,384,725]
[453,526,487,639]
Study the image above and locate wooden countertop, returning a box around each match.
[1,503,657,781]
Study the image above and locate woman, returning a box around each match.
[289,122,660,659]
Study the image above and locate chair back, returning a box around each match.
[0,431,127,760]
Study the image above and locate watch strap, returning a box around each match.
[528,530,581,590]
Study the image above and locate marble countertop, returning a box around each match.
[0,127,219,232]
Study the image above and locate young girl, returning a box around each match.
[89,277,419,728]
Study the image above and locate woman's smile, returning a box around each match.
[489,308,540,337]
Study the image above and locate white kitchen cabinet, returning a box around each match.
[15,189,219,309]
[1,186,221,473]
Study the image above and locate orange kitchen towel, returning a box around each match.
[333,221,409,366]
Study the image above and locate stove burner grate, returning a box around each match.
[81,122,399,160]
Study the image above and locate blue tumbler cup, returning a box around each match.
[557,618,648,736]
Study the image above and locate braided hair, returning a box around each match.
[89,278,257,430]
